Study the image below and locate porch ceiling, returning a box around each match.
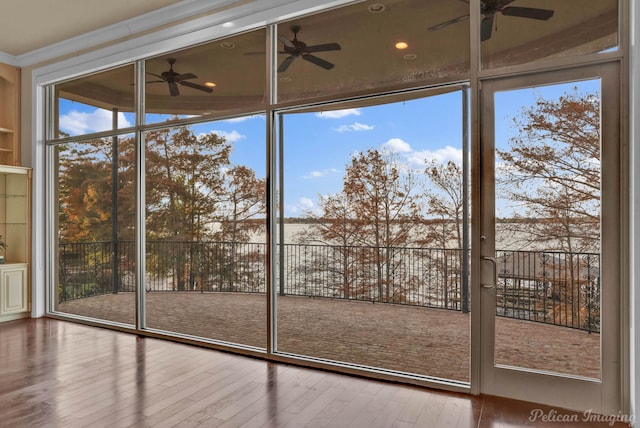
[47,0,616,115]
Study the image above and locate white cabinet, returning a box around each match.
[0,165,30,322]
[0,263,28,319]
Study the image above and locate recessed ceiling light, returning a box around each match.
[395,41,409,50]
[205,82,217,88]
[222,22,234,28]
[403,53,417,60]
[368,3,385,13]
[220,41,235,49]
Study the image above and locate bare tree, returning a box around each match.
[296,192,364,299]
[299,149,422,302]
[422,160,465,249]
[420,159,467,310]
[214,165,266,291]
[497,88,600,253]
[497,88,601,329]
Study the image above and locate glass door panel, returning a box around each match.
[479,64,621,413]
[276,88,471,383]
[143,116,267,349]
[54,134,136,326]
[493,80,601,378]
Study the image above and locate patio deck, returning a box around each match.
[57,292,600,382]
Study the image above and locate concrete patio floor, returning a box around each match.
[56,292,600,382]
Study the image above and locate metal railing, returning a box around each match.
[57,240,600,332]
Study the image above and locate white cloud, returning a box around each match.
[381,138,412,153]
[210,129,246,143]
[223,115,264,123]
[409,145,463,167]
[303,168,340,179]
[286,197,318,216]
[315,108,361,119]
[59,109,132,135]
[298,197,315,210]
[334,122,374,133]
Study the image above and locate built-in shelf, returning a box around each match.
[0,62,20,166]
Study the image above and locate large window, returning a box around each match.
[143,116,267,347]
[54,134,136,326]
[44,0,623,401]
[276,88,470,382]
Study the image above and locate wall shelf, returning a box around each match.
[0,62,20,166]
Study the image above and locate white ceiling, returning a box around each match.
[0,0,186,58]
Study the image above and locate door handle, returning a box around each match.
[481,256,498,289]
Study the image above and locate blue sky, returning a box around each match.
[59,91,465,218]
[59,79,599,218]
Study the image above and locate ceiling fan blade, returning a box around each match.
[481,14,495,41]
[501,6,554,20]
[174,73,197,81]
[428,14,470,32]
[302,54,334,70]
[278,35,295,49]
[278,56,295,73]
[305,43,341,53]
[179,80,213,93]
[147,72,167,81]
[168,82,180,97]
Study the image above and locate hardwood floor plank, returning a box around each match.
[0,319,631,428]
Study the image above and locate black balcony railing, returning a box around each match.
[57,240,600,332]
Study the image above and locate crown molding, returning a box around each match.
[11,0,241,68]
[0,51,18,67]
[33,0,356,85]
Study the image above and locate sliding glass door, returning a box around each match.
[479,63,621,413]
[275,88,471,384]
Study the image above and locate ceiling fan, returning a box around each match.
[147,58,213,96]
[277,25,341,72]
[428,0,554,41]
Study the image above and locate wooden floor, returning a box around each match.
[0,318,629,427]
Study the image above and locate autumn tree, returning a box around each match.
[145,126,231,241]
[497,88,600,253]
[57,135,137,296]
[57,123,267,294]
[214,165,266,291]
[144,126,232,290]
[299,149,422,302]
[422,160,465,249]
[497,88,601,328]
[421,159,468,310]
[58,139,115,243]
[295,192,364,299]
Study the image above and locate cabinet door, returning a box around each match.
[1,266,28,315]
